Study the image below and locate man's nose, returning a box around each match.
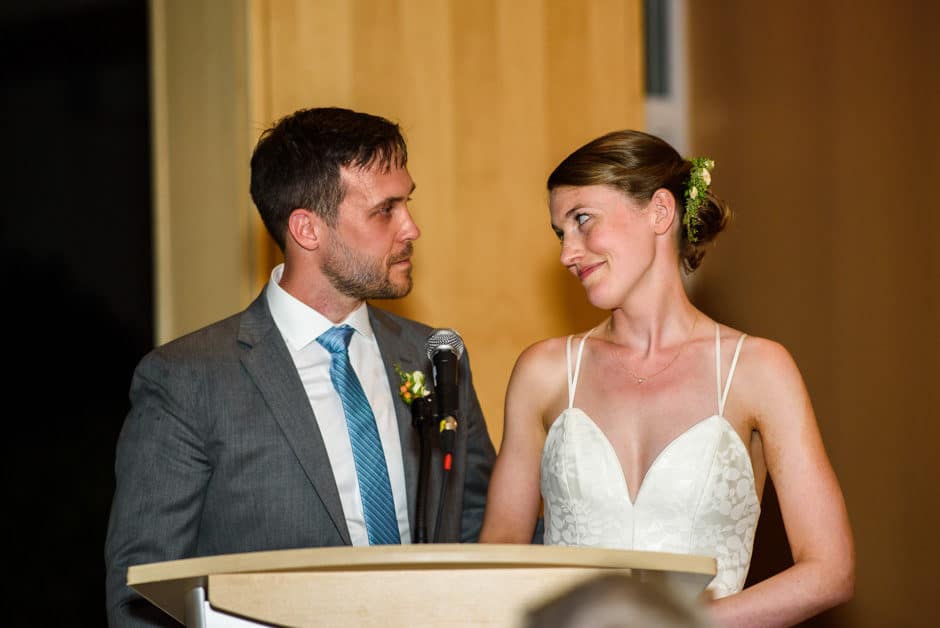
[400,208,421,241]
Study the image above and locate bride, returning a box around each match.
[479,130,854,626]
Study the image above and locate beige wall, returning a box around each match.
[152,0,646,445]
[250,0,645,446]
[687,2,939,626]
[150,0,258,343]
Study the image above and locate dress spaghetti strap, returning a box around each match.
[715,324,748,416]
[566,327,597,409]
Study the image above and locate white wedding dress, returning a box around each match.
[540,324,760,598]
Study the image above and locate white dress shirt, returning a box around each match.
[265,264,411,545]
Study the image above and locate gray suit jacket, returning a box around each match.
[104,294,496,626]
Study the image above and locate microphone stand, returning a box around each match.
[433,415,457,543]
[410,394,435,544]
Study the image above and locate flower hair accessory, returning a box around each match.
[394,364,430,405]
[683,157,715,243]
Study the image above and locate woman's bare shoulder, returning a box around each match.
[508,329,597,399]
[720,326,810,421]
[723,328,801,381]
[510,336,564,384]
[515,330,587,367]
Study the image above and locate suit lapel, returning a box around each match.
[238,294,351,544]
[369,305,424,537]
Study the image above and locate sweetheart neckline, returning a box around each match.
[547,408,758,506]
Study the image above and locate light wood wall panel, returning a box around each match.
[687,2,940,626]
[249,0,646,445]
[150,0,257,343]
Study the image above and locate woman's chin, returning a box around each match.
[583,289,619,311]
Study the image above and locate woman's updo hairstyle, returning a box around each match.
[547,129,731,272]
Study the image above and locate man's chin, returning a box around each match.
[387,280,413,299]
[366,277,412,300]
[389,268,413,297]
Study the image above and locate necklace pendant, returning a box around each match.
[624,315,699,386]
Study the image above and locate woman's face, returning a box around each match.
[549,184,657,309]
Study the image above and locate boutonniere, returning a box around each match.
[394,364,431,405]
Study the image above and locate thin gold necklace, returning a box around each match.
[626,314,699,385]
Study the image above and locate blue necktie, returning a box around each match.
[317,325,401,545]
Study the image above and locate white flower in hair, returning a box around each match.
[683,156,714,244]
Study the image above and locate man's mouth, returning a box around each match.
[389,245,414,266]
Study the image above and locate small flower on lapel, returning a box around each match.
[394,364,430,405]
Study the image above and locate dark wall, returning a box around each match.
[689,2,940,626]
[0,1,152,625]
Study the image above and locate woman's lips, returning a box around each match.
[578,262,602,280]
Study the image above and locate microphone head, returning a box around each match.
[425,328,465,361]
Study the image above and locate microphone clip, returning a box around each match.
[410,393,435,429]
[438,415,458,471]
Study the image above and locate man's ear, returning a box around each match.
[650,188,677,236]
[287,208,323,251]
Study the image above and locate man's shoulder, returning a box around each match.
[148,296,268,364]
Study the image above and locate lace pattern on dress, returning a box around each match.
[540,324,759,598]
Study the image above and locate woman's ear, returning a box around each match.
[650,188,677,236]
[286,208,322,251]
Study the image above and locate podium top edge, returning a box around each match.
[128,544,716,585]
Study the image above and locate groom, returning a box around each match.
[104,106,497,626]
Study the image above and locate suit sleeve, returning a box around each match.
[457,348,497,542]
[104,350,212,627]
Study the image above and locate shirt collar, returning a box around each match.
[265,263,374,351]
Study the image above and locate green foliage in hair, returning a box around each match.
[683,157,715,243]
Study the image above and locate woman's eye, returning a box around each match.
[575,213,590,226]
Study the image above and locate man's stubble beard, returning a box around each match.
[321,235,413,300]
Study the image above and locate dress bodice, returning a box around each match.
[540,324,760,598]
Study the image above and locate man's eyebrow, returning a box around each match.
[392,182,417,200]
[372,183,416,209]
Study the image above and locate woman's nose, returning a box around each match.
[559,236,581,268]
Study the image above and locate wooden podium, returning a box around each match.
[128,544,716,627]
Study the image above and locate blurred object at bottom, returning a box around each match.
[521,573,716,628]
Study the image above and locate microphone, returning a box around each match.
[425,328,464,419]
[425,329,464,470]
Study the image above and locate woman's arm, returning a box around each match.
[479,342,559,543]
[709,339,855,627]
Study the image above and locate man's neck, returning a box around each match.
[278,264,364,324]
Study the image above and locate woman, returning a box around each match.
[480,130,854,626]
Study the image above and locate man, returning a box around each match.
[105,107,497,626]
